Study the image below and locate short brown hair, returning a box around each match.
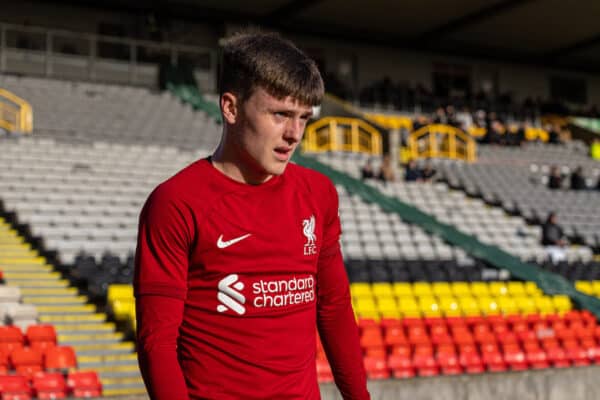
[219,32,324,106]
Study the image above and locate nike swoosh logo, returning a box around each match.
[217,233,252,249]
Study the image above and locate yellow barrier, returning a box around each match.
[303,116,382,155]
[0,88,33,133]
[407,124,476,162]
[363,113,413,131]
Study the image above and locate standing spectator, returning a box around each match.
[541,212,568,264]
[421,161,436,182]
[570,166,587,190]
[404,160,421,182]
[548,165,563,189]
[378,154,396,183]
[360,159,375,180]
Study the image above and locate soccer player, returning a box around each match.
[134,32,370,399]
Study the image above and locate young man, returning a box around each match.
[134,32,370,399]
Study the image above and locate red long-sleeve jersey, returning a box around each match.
[134,158,370,400]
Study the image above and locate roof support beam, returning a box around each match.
[545,33,600,59]
[416,0,535,42]
[263,0,325,21]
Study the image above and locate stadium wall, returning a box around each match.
[321,365,600,400]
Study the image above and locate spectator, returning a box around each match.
[548,165,563,189]
[421,161,436,182]
[378,155,395,183]
[404,160,421,182]
[433,107,447,125]
[570,166,587,190]
[547,124,562,144]
[541,212,568,264]
[360,159,375,180]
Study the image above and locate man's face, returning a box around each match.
[227,87,313,182]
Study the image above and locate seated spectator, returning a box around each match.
[541,212,568,264]
[547,123,562,144]
[361,159,375,180]
[548,165,563,189]
[570,166,587,190]
[404,160,421,182]
[412,114,431,131]
[378,155,395,183]
[421,161,436,182]
[433,107,447,125]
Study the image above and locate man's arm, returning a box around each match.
[134,185,193,400]
[316,180,370,400]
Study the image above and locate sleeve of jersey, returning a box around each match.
[134,184,194,400]
[316,180,370,400]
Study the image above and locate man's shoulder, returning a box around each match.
[148,158,209,204]
[286,162,335,192]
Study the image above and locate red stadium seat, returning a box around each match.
[10,347,44,377]
[481,343,506,372]
[26,325,57,352]
[503,344,527,371]
[437,345,461,375]
[525,347,549,369]
[316,359,333,383]
[546,346,570,368]
[45,346,77,372]
[383,326,407,347]
[413,346,438,377]
[0,326,24,354]
[33,372,67,399]
[66,371,102,398]
[0,374,32,400]
[363,355,389,379]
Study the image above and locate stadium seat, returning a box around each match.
[45,346,77,372]
[26,325,57,351]
[33,372,68,399]
[0,375,32,400]
[10,347,44,377]
[66,371,102,397]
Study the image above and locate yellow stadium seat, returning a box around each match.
[590,281,600,296]
[377,297,399,318]
[418,296,441,317]
[112,299,135,322]
[432,282,452,297]
[513,296,537,315]
[372,282,393,298]
[439,296,461,317]
[489,282,508,297]
[107,284,134,304]
[478,297,500,315]
[354,297,378,316]
[398,297,421,318]
[459,297,480,316]
[497,297,518,315]
[534,296,555,315]
[524,282,542,296]
[450,282,471,297]
[351,283,373,298]
[506,282,526,296]
[412,282,432,297]
[470,282,490,298]
[552,295,572,313]
[575,281,593,295]
[392,282,413,298]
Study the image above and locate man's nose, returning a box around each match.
[283,118,305,142]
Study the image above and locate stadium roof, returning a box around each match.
[56,0,600,74]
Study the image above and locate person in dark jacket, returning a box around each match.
[570,166,587,190]
[541,212,567,263]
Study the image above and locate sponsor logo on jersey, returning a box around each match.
[216,274,246,315]
[216,274,315,315]
[302,215,317,256]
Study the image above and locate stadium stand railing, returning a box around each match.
[303,116,382,155]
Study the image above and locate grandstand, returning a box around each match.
[0,1,600,399]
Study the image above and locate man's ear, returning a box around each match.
[221,92,239,124]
